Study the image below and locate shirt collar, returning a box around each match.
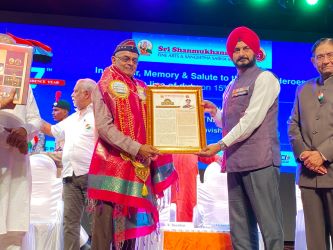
[75,103,93,115]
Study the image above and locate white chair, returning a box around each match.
[158,186,172,224]
[294,184,306,250]
[194,162,229,226]
[135,187,174,250]
[79,226,89,248]
[22,154,64,250]
[22,154,89,250]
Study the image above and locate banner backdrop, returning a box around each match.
[0,22,318,172]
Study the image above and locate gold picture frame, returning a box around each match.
[146,86,207,153]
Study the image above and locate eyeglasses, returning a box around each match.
[115,56,139,64]
[315,52,333,62]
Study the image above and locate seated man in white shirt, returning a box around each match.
[42,78,97,250]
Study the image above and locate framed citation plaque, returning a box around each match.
[0,43,33,105]
[146,86,206,153]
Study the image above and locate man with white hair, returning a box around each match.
[42,78,97,250]
[288,37,333,250]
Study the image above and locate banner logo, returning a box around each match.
[138,40,153,56]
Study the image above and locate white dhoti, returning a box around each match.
[0,147,31,234]
[0,112,33,250]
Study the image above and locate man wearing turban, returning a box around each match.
[198,26,284,250]
[88,39,177,249]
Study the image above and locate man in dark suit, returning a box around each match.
[288,37,333,250]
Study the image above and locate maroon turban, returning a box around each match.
[226,26,260,59]
[113,39,139,55]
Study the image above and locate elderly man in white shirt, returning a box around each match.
[0,86,41,250]
[42,78,97,250]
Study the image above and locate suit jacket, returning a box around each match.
[288,76,333,188]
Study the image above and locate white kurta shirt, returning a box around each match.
[51,104,96,178]
[213,71,280,147]
[0,87,41,234]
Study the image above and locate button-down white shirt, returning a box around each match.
[51,104,96,178]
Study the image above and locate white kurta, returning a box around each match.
[0,87,41,235]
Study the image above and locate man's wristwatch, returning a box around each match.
[218,140,227,151]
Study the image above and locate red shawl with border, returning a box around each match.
[88,65,177,243]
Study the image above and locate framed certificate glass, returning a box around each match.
[0,43,33,105]
[146,86,206,153]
